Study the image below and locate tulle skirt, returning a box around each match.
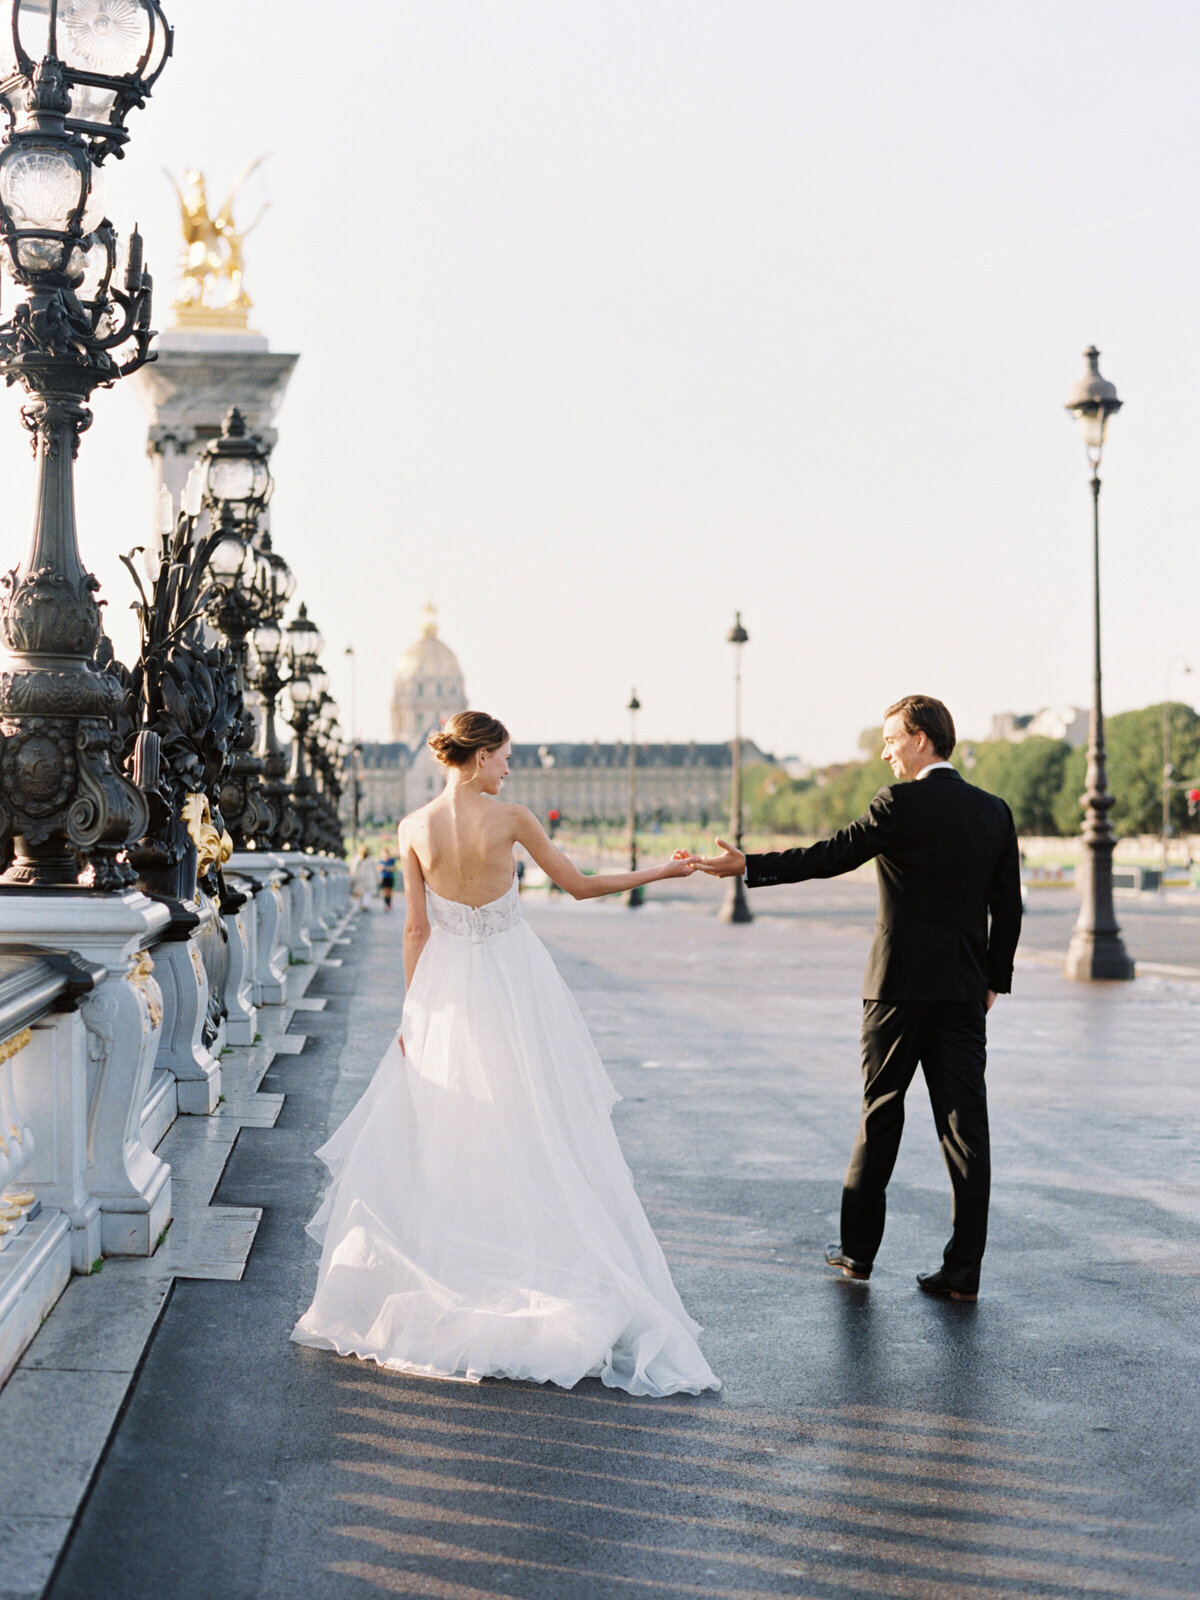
[291,914,719,1396]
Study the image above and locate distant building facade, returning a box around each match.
[502,741,771,825]
[349,610,775,827]
[354,738,771,828]
[989,706,1088,748]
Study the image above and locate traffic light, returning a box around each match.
[1188,788,1200,819]
[547,809,561,837]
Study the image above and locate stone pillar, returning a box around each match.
[228,851,289,1006]
[0,892,172,1256]
[134,328,299,517]
[150,897,222,1115]
[286,863,314,963]
[308,859,332,938]
[221,876,258,1046]
[0,1017,75,1381]
[14,1012,101,1274]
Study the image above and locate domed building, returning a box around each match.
[390,601,467,745]
[350,603,777,830]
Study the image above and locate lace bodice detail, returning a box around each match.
[425,878,522,943]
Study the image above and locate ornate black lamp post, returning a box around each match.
[284,605,323,852]
[307,694,345,855]
[625,689,642,908]
[197,409,274,850]
[0,0,172,887]
[720,611,752,924]
[1063,347,1134,981]
[249,535,296,849]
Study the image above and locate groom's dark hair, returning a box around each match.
[885,695,956,760]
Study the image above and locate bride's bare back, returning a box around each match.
[395,721,695,989]
[402,789,521,909]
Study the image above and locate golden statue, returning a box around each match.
[167,159,269,330]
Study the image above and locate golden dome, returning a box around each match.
[395,602,464,683]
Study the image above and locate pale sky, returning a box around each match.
[2,0,1198,765]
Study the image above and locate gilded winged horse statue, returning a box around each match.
[166,158,269,325]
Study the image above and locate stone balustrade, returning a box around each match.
[228,851,290,1008]
[0,944,105,1383]
[222,872,259,1046]
[0,856,351,1385]
[149,895,223,1117]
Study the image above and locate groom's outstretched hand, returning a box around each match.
[692,837,747,878]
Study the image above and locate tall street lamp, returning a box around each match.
[198,408,275,850]
[285,604,323,852]
[626,689,642,908]
[248,530,297,849]
[720,611,753,924]
[0,1,172,887]
[251,613,293,849]
[1063,346,1134,981]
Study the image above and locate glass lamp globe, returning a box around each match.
[73,221,113,300]
[4,0,173,159]
[0,140,86,275]
[287,675,312,713]
[286,604,323,671]
[206,454,256,505]
[208,534,247,581]
[1071,407,1108,452]
[256,535,292,614]
[201,409,272,525]
[253,620,281,664]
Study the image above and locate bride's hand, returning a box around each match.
[660,851,699,879]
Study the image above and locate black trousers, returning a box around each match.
[840,999,990,1289]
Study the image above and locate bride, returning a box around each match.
[292,711,719,1396]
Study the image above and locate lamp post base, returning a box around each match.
[1063,927,1134,982]
[719,874,753,924]
[626,885,644,908]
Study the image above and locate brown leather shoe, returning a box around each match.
[917,1268,978,1302]
[825,1243,871,1280]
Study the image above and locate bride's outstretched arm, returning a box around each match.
[398,825,431,987]
[512,808,696,900]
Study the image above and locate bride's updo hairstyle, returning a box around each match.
[428,711,510,769]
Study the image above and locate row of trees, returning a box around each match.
[745,704,1200,839]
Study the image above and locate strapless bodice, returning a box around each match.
[425,878,522,942]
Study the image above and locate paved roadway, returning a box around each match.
[47,878,1200,1600]
[716,873,1200,973]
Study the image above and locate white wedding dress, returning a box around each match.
[291,877,719,1396]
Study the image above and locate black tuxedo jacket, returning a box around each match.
[745,768,1022,1002]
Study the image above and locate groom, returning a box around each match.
[696,695,1022,1301]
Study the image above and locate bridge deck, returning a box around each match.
[35,881,1200,1600]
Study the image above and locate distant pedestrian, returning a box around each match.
[378,851,397,911]
[351,844,375,910]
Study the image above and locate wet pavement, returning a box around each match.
[44,879,1200,1600]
